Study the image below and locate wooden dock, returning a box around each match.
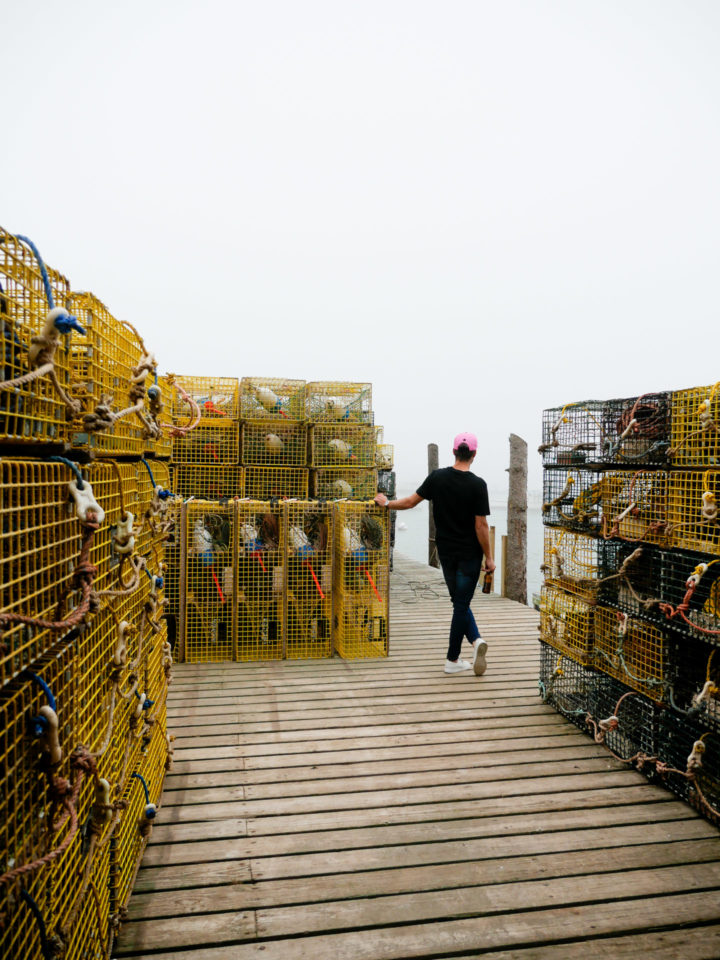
[117,555,720,959]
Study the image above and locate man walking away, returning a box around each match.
[374,432,496,675]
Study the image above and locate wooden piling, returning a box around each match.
[506,433,528,605]
[427,443,439,568]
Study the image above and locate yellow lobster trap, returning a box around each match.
[167,373,240,422]
[0,227,76,445]
[542,528,602,602]
[311,467,378,500]
[236,500,284,661]
[600,470,669,545]
[593,604,669,702]
[283,501,333,659]
[245,466,308,501]
[173,463,245,500]
[668,470,720,557]
[309,423,376,468]
[241,418,307,467]
[144,373,174,459]
[68,292,150,457]
[375,442,394,470]
[333,501,389,659]
[669,383,720,468]
[181,501,235,663]
[171,419,239,465]
[305,380,373,423]
[0,459,82,685]
[539,585,595,666]
[240,376,305,421]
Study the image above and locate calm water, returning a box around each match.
[393,495,544,602]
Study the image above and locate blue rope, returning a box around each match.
[145,568,164,589]
[135,690,155,710]
[49,455,85,489]
[15,234,85,334]
[16,235,54,309]
[131,772,151,804]
[23,671,57,738]
[140,458,174,498]
[140,458,156,488]
[23,671,57,712]
[20,889,53,960]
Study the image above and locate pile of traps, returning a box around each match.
[164,375,396,662]
[0,226,175,958]
[539,386,720,824]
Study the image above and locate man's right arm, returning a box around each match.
[475,515,496,572]
[374,492,423,510]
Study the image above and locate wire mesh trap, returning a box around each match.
[601,393,670,466]
[309,423,376,468]
[593,604,669,703]
[333,501,389,659]
[241,419,307,467]
[283,501,333,659]
[539,585,595,665]
[539,401,605,467]
[305,381,373,423]
[240,377,305,421]
[541,467,605,534]
[542,528,602,602]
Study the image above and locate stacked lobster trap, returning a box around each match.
[539,385,720,825]
[166,376,394,664]
[0,226,176,960]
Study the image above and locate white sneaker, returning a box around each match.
[472,638,488,676]
[444,658,472,674]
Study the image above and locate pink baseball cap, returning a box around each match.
[453,432,478,452]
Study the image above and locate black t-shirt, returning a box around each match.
[416,467,490,559]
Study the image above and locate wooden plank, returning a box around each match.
[114,900,720,960]
[131,822,718,896]
[140,799,695,866]
[118,865,720,952]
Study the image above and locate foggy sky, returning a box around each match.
[4,0,719,498]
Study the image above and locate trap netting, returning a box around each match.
[333,501,389,659]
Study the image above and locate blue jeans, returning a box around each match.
[439,553,482,661]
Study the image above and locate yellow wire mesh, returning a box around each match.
[333,501,389,659]
[67,292,147,457]
[145,374,174,458]
[240,376,305,420]
[135,458,172,559]
[593,604,668,702]
[183,502,235,663]
[245,466,309,500]
[600,470,669,545]
[305,381,373,422]
[539,585,595,665]
[309,423,376,468]
[168,374,240,422]
[375,443,394,470]
[670,384,720,468]
[542,528,602,602]
[171,420,239,465]
[283,501,333,659]
[173,463,245,500]
[241,419,307,467]
[668,470,720,556]
[0,226,73,444]
[0,460,80,685]
[236,500,284,661]
[311,467,378,500]
[84,462,140,588]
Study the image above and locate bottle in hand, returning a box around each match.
[482,571,493,594]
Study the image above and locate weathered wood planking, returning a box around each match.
[116,554,720,959]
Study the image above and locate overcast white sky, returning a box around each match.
[4,1,719,498]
